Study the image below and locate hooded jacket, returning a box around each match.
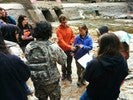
[85,54,128,100]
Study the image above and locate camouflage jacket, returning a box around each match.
[25,40,67,85]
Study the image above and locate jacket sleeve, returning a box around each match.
[69,29,75,45]
[84,59,97,82]
[82,37,93,51]
[74,35,79,46]
[13,55,30,82]
[8,16,16,25]
[51,43,67,66]
[84,62,92,82]
[56,28,74,50]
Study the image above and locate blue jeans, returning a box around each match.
[80,90,91,100]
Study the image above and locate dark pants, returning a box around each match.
[76,60,85,83]
[33,80,61,100]
[62,51,73,76]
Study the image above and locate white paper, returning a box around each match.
[77,53,93,68]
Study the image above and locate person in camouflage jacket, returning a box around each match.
[25,21,67,100]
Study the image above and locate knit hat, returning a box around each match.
[98,26,108,35]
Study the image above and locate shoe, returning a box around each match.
[27,89,34,95]
[77,81,82,87]
[61,75,66,81]
[77,81,86,87]
[67,75,72,82]
[82,81,86,85]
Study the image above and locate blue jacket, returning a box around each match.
[7,16,16,25]
[74,34,93,60]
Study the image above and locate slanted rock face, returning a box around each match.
[77,0,126,2]
[0,3,29,22]
[0,0,33,9]
[127,1,133,13]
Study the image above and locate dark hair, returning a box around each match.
[78,24,88,34]
[121,42,129,52]
[98,33,120,56]
[98,26,108,35]
[58,14,67,23]
[0,7,4,11]
[17,15,27,29]
[0,7,9,23]
[0,24,20,42]
[33,21,52,40]
[0,31,9,54]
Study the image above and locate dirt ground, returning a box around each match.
[58,59,86,100]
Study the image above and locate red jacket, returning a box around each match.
[56,25,75,51]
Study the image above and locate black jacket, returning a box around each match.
[85,54,128,100]
[0,53,30,100]
[1,24,20,43]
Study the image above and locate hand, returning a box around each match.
[22,35,27,40]
[23,30,30,37]
[71,52,75,56]
[79,44,83,48]
[71,46,76,51]
[22,35,33,40]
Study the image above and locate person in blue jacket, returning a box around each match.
[0,31,30,100]
[0,7,16,25]
[80,33,128,100]
[73,24,93,87]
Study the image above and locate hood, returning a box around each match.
[98,54,125,72]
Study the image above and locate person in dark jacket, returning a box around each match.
[80,33,128,100]
[0,24,21,43]
[17,15,34,51]
[0,31,30,100]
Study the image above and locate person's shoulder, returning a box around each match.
[50,42,60,49]
[7,15,14,20]
[7,54,20,61]
[26,41,38,50]
[50,42,65,53]
[89,58,99,65]
[68,25,73,30]
[27,41,51,50]
[75,34,80,39]
[56,25,61,29]
[7,16,16,25]
[5,40,18,47]
[0,53,20,63]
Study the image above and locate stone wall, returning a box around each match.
[0,0,33,9]
[0,0,45,23]
[127,0,133,12]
